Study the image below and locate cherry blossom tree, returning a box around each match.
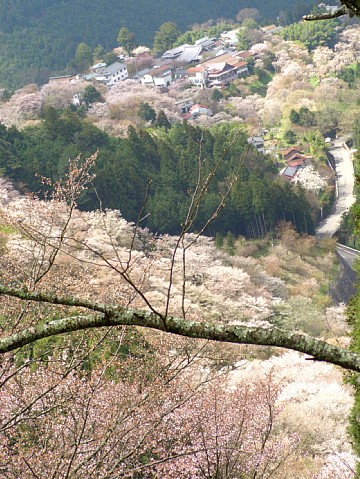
[0,350,299,478]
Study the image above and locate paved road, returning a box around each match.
[337,244,359,269]
[316,138,356,238]
[315,140,358,303]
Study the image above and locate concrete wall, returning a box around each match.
[331,251,358,304]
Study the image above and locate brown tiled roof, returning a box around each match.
[287,158,305,167]
[146,65,172,77]
[286,152,304,163]
[187,66,204,73]
[191,104,210,110]
[286,152,313,164]
[237,50,252,59]
[283,146,301,156]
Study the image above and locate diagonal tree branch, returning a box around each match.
[1,285,360,372]
[303,5,348,20]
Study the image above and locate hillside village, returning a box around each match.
[43,21,341,193]
[71,28,262,86]
[51,29,258,101]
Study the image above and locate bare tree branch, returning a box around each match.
[303,5,348,20]
[1,285,360,372]
[303,2,360,20]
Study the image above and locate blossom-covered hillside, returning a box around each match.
[0,176,355,478]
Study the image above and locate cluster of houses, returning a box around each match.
[50,27,258,93]
[186,51,250,88]
[247,139,314,183]
[280,146,313,181]
[48,24,283,118]
[46,20,287,122]
[129,32,255,89]
[48,30,258,115]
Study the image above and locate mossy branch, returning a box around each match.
[1,285,360,372]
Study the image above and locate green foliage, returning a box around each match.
[337,62,360,87]
[343,121,360,473]
[117,27,136,55]
[156,110,171,130]
[173,31,198,47]
[212,89,224,101]
[248,68,273,96]
[281,17,339,51]
[347,281,360,474]
[289,107,317,127]
[215,232,223,248]
[254,67,273,84]
[289,109,300,125]
[341,148,360,248]
[153,22,181,55]
[301,130,326,160]
[138,102,157,123]
[283,129,297,144]
[226,231,235,248]
[71,42,93,72]
[237,28,251,51]
[242,18,258,30]
[1,89,11,101]
[246,56,255,75]
[309,74,320,87]
[82,85,103,105]
[0,117,314,238]
[103,51,118,66]
[226,83,240,97]
[93,44,106,61]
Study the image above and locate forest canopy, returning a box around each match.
[0,114,314,237]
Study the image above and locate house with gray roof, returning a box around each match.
[177,45,203,64]
[280,165,304,182]
[162,36,217,63]
[248,136,265,153]
[94,61,129,86]
[162,45,188,60]
[194,37,216,50]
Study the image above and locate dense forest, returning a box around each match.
[0,0,317,88]
[0,110,314,237]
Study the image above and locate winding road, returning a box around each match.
[316,138,356,238]
[315,138,358,303]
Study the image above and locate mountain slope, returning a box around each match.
[0,0,316,88]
